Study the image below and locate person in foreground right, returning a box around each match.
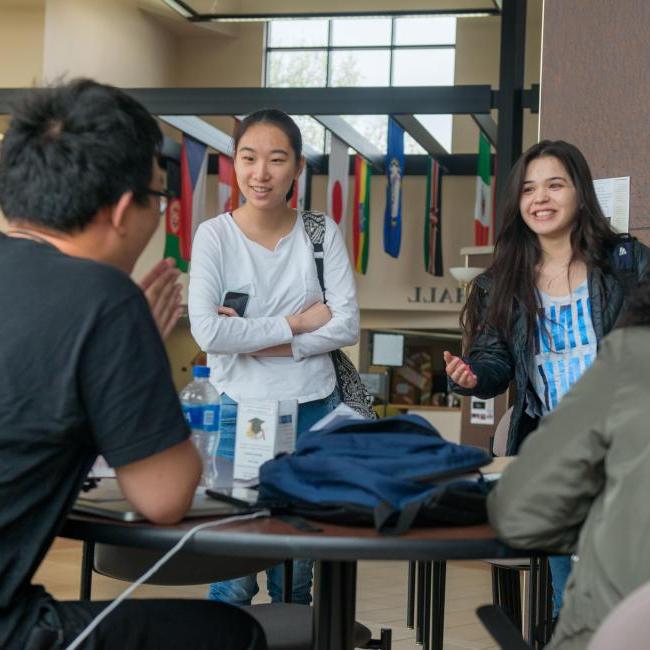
[488,278,650,650]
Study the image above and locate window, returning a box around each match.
[265,16,456,153]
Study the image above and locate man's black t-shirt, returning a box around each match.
[0,235,190,649]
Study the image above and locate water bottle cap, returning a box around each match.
[192,365,210,378]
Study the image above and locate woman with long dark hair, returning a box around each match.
[444,139,649,617]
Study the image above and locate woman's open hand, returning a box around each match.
[443,350,478,390]
[139,258,183,340]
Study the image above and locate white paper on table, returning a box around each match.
[593,176,630,233]
[309,402,366,432]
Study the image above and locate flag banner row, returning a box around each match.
[384,118,404,258]
[166,119,451,276]
[352,155,371,274]
[424,157,444,277]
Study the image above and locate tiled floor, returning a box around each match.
[35,539,498,649]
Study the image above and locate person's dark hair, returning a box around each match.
[233,109,302,201]
[0,78,162,233]
[617,279,650,328]
[461,139,619,351]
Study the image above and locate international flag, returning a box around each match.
[218,154,239,214]
[352,155,371,274]
[290,164,308,212]
[327,134,349,234]
[424,158,443,276]
[383,118,404,258]
[178,135,208,261]
[474,132,492,246]
[163,157,188,272]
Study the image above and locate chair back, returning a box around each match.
[94,543,276,585]
[492,407,513,457]
[588,581,650,650]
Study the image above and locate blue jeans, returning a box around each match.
[549,555,572,617]
[208,389,341,606]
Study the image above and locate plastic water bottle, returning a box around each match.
[179,366,221,489]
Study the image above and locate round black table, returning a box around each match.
[62,513,530,650]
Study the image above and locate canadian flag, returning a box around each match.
[327,134,349,234]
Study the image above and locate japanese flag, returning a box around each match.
[327,134,350,234]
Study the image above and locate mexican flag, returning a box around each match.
[352,155,371,274]
[474,132,492,246]
[327,134,350,235]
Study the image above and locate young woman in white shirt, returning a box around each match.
[188,109,359,605]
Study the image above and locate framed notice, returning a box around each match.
[371,333,405,367]
[470,396,494,425]
[593,176,630,233]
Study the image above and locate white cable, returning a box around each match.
[65,509,271,650]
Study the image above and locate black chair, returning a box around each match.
[476,604,530,649]
[81,541,392,649]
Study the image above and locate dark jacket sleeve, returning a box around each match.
[449,277,515,399]
[634,239,650,281]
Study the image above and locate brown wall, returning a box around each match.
[540,0,650,244]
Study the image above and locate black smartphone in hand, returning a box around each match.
[223,291,249,317]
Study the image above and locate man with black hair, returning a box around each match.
[0,79,266,650]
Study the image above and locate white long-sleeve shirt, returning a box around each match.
[188,211,359,403]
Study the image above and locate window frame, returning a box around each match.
[264,16,457,152]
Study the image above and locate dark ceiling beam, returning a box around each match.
[392,114,448,158]
[0,85,495,117]
[159,115,234,156]
[470,113,498,148]
[130,86,494,116]
[6,85,502,118]
[313,115,385,171]
[187,8,500,21]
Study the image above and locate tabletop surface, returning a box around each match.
[62,511,531,563]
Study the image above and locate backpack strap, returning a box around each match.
[374,499,424,536]
[301,211,327,300]
[611,234,639,295]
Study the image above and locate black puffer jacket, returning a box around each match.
[451,236,650,454]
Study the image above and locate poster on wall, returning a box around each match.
[593,176,630,233]
[470,396,494,425]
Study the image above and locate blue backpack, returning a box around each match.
[258,414,492,535]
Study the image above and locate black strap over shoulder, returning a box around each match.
[301,211,327,300]
[613,234,636,273]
